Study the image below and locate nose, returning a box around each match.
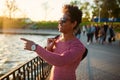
[58,20,63,25]
[58,19,62,24]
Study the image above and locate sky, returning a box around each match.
[0,0,93,21]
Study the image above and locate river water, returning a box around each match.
[0,34,55,76]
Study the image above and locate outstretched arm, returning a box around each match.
[21,38,85,66]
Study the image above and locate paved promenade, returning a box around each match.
[76,34,120,80]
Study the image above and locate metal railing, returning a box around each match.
[0,56,52,80]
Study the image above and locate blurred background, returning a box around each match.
[0,0,119,31]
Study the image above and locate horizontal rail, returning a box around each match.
[0,56,52,80]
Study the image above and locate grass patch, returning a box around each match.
[32,21,58,30]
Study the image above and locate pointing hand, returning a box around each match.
[21,38,35,51]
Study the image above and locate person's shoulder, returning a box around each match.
[70,38,84,46]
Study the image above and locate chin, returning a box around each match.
[58,29,62,32]
[58,25,64,33]
[58,27,62,32]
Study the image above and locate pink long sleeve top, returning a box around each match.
[35,37,85,80]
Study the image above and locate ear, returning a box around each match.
[72,21,77,29]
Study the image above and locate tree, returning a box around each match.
[2,0,21,29]
[80,2,90,19]
[42,1,53,21]
[70,0,91,22]
[5,0,18,19]
[93,0,120,18]
[70,0,81,6]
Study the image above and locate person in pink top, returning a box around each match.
[21,4,85,80]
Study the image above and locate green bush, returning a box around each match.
[34,21,58,29]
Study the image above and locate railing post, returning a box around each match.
[41,59,45,80]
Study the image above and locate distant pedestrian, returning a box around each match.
[108,24,115,43]
[90,24,96,43]
[98,25,105,44]
[86,24,91,45]
[82,25,86,35]
[74,27,81,39]
[94,24,100,43]
[103,22,108,43]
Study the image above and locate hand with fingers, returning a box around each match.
[46,38,56,51]
[21,38,37,51]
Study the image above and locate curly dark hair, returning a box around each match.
[62,4,82,29]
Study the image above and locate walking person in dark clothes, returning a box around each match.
[108,24,115,43]
[94,24,100,43]
[98,25,105,44]
[103,22,108,43]
[90,24,95,43]
[74,27,81,39]
[86,24,91,45]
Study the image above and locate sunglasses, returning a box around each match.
[59,17,71,23]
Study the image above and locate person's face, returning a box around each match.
[58,14,76,33]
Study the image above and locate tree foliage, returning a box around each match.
[70,0,120,21]
[70,0,91,22]
[94,0,120,18]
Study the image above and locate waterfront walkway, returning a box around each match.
[77,33,120,80]
[0,29,120,80]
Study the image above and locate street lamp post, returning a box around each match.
[108,9,112,21]
[98,1,102,23]
[98,6,101,22]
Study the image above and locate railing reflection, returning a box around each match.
[0,56,52,80]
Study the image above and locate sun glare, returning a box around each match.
[0,0,64,21]
[0,0,83,21]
